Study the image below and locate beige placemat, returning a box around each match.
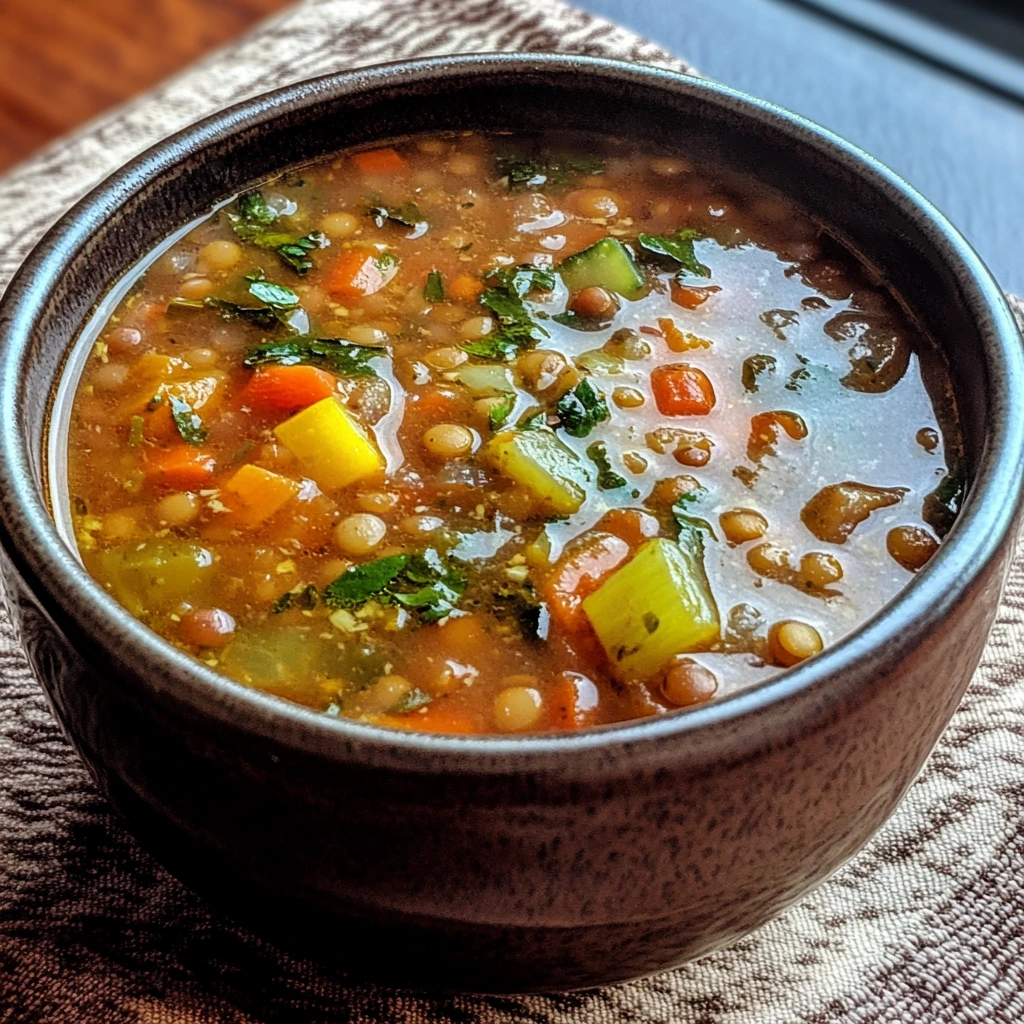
[2,1,1024,1021]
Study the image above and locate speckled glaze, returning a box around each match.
[0,55,1020,993]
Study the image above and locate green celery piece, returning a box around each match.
[486,429,590,514]
[582,537,719,680]
[558,238,646,299]
[94,541,214,617]
[453,364,515,396]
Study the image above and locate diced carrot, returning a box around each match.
[548,673,601,730]
[240,365,337,414]
[327,251,392,300]
[146,446,217,490]
[447,274,485,303]
[144,401,177,443]
[351,147,406,174]
[222,464,302,527]
[542,531,631,632]
[651,364,716,416]
[596,508,661,548]
[378,702,477,734]
[670,283,722,310]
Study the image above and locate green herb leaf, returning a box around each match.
[243,336,384,377]
[741,354,777,393]
[271,583,320,614]
[248,279,300,308]
[393,569,467,623]
[323,555,409,608]
[637,228,710,278]
[672,494,717,541]
[424,269,445,302]
[552,311,611,332]
[585,441,626,490]
[465,266,552,362]
[275,232,327,275]
[493,582,549,640]
[168,395,207,446]
[389,688,433,713]
[231,191,277,239]
[368,201,426,230]
[495,151,605,191]
[488,393,515,431]
[556,379,609,438]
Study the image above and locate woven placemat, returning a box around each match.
[2,2,1024,1021]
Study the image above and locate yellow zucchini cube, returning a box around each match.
[273,396,383,491]
[485,429,590,515]
[223,464,302,527]
[582,537,719,680]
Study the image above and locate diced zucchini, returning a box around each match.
[94,540,214,616]
[558,238,646,299]
[223,464,302,527]
[582,537,719,680]
[485,429,590,514]
[273,396,384,491]
[453,364,516,396]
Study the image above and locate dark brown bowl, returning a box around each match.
[0,54,1021,993]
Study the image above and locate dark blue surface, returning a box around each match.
[579,0,1024,295]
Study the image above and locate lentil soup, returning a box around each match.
[65,133,964,734]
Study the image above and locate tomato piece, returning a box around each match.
[351,147,406,174]
[651,364,716,416]
[542,532,631,632]
[240,365,337,414]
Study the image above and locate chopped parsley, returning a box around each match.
[424,269,445,302]
[389,688,433,713]
[488,393,515,431]
[168,395,207,446]
[495,150,605,191]
[671,489,718,541]
[323,549,468,623]
[368,200,427,232]
[556,379,609,438]
[552,311,611,332]
[227,190,328,275]
[271,583,321,614]
[585,441,626,490]
[637,228,710,280]
[243,336,384,378]
[493,581,549,640]
[464,265,553,361]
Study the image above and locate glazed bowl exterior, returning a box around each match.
[0,55,1021,993]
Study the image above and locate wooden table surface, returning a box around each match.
[0,0,290,172]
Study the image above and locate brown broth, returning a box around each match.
[65,132,963,734]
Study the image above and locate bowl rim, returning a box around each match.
[0,51,1021,766]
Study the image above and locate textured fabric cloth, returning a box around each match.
[1,1,1024,1021]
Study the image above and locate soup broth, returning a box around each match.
[66,132,964,733]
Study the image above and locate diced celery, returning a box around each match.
[94,540,214,616]
[485,429,591,514]
[453,364,516,396]
[582,537,719,680]
[558,238,646,299]
[223,464,301,527]
[273,396,384,491]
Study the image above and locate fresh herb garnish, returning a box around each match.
[247,273,300,308]
[323,554,409,608]
[923,459,967,538]
[323,549,468,622]
[424,269,445,303]
[271,583,320,614]
[671,490,718,541]
[552,311,611,332]
[488,393,515,431]
[741,354,777,393]
[368,200,427,234]
[168,395,207,446]
[244,336,384,378]
[493,581,549,640]
[495,151,605,191]
[464,265,554,361]
[556,379,609,438]
[227,190,328,275]
[637,228,710,280]
[585,441,626,490]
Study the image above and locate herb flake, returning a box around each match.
[244,336,384,377]
[556,379,609,438]
[168,395,207,446]
[637,228,710,279]
[586,441,626,490]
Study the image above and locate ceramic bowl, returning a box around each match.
[0,54,1021,992]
